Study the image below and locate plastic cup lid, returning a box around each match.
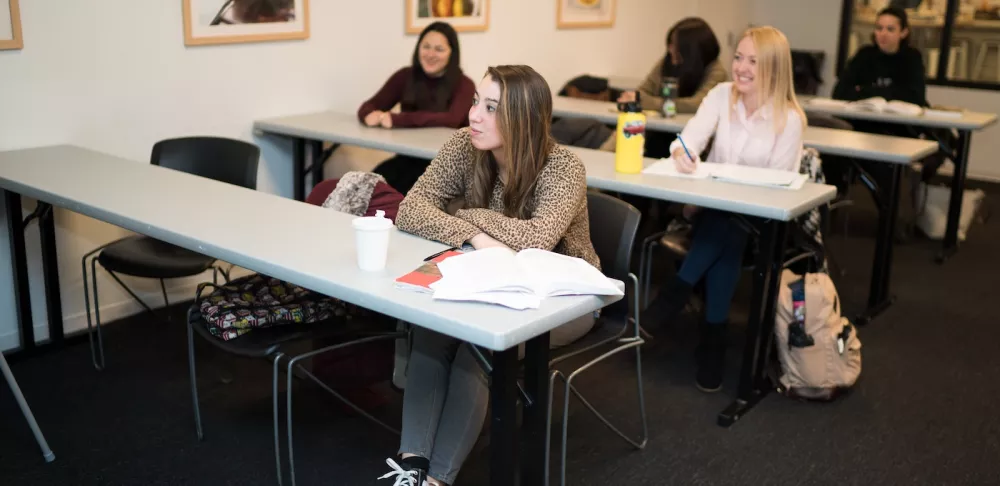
[352,209,394,231]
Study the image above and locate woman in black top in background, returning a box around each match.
[832,6,946,237]
[834,6,928,110]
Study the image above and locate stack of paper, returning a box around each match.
[427,248,623,310]
[643,160,807,190]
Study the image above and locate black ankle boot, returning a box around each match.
[695,319,727,393]
[657,275,693,328]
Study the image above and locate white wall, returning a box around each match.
[751,0,842,97]
[752,0,1000,182]
[0,0,690,351]
[692,0,753,65]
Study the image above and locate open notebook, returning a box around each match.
[807,96,923,116]
[399,247,622,310]
[643,159,807,190]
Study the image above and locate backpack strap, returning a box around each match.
[787,278,815,349]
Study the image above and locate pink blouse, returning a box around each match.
[669,82,804,173]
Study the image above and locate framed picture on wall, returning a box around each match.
[406,0,490,34]
[556,0,616,29]
[1,0,23,50]
[183,0,310,46]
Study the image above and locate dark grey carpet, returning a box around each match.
[2,184,999,485]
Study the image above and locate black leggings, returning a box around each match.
[372,155,432,195]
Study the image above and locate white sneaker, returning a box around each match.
[377,458,427,486]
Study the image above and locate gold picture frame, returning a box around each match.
[183,0,310,47]
[1,0,23,50]
[556,0,616,29]
[406,0,490,35]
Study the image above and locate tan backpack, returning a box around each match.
[774,269,862,401]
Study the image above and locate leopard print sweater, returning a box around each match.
[396,128,600,270]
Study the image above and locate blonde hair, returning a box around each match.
[731,26,805,134]
[467,65,555,219]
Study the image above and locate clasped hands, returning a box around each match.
[363,110,394,129]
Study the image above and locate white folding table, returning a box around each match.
[0,145,620,485]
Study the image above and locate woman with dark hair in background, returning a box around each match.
[619,17,728,114]
[834,6,927,108]
[833,6,945,231]
[358,21,475,194]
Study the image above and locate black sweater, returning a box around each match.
[833,45,928,107]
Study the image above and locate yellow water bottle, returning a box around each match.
[615,94,646,174]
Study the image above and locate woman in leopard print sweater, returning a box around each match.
[378,66,599,486]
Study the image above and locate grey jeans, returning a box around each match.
[398,313,595,485]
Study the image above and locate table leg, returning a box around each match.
[309,140,323,196]
[1,352,55,462]
[5,190,34,350]
[718,219,787,427]
[521,332,550,485]
[38,203,64,343]
[292,138,306,202]
[490,346,520,486]
[937,130,972,263]
[2,190,55,461]
[856,164,902,326]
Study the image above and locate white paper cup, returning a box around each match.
[352,210,393,271]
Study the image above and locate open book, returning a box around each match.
[643,159,807,190]
[807,96,923,116]
[410,248,622,310]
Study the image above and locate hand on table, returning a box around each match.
[469,233,512,251]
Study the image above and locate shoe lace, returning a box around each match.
[377,458,420,486]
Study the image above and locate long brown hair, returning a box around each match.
[467,65,555,219]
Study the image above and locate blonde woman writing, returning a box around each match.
[656,26,805,393]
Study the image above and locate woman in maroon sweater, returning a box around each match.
[358,21,475,194]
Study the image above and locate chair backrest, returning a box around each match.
[791,49,825,95]
[586,191,641,281]
[151,137,260,190]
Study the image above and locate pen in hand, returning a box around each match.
[677,135,695,163]
[675,135,698,173]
